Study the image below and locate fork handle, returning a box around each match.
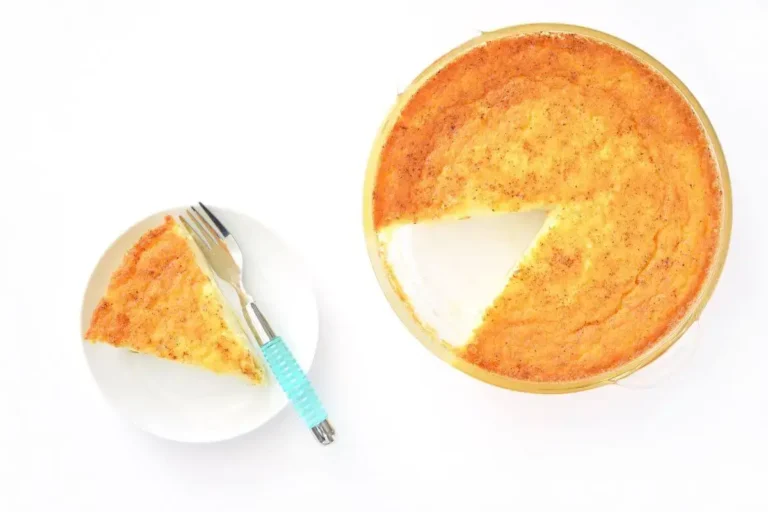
[261,336,335,445]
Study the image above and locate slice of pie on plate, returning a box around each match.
[85,216,265,384]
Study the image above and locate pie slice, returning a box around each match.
[85,216,265,384]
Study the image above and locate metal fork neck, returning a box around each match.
[239,291,276,346]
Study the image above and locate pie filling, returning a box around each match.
[85,216,265,384]
[372,33,722,382]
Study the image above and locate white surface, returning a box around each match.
[1,0,766,510]
[385,212,548,346]
[80,207,318,442]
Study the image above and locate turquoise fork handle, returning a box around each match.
[261,336,334,444]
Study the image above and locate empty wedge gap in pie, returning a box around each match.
[366,25,729,387]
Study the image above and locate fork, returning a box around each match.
[180,203,335,445]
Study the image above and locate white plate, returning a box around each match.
[79,207,319,443]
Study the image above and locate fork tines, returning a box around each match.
[180,204,224,249]
[197,202,230,237]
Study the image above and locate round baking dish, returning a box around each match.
[363,23,732,393]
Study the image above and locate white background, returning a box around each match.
[1,0,766,510]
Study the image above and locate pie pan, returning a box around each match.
[362,23,732,393]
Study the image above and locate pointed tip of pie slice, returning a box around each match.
[85,215,266,385]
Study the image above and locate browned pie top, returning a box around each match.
[372,32,722,382]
